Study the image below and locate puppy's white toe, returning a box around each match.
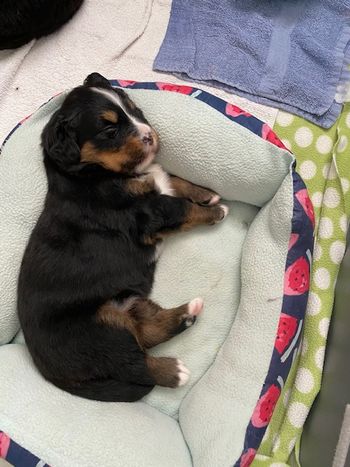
[220,204,229,218]
[176,360,191,386]
[208,194,221,205]
[188,297,204,316]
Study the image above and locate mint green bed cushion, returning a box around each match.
[0,89,294,466]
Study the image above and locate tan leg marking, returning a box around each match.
[170,176,220,205]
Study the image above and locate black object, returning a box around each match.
[0,0,84,50]
[300,230,350,467]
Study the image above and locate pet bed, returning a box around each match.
[0,81,314,467]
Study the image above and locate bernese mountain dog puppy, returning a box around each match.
[17,73,228,402]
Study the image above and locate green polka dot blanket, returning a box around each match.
[254,104,350,466]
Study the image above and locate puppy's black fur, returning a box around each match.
[18,73,226,402]
[0,0,84,49]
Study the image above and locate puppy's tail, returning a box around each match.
[57,378,154,402]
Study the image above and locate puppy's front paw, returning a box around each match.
[189,185,221,206]
[216,204,229,222]
[204,193,221,206]
[209,204,229,224]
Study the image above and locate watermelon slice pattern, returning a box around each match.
[296,188,315,228]
[0,80,314,467]
[288,233,299,250]
[0,432,10,458]
[156,82,193,94]
[240,448,256,467]
[261,123,289,150]
[251,384,281,428]
[284,256,310,295]
[225,103,252,118]
[275,313,298,354]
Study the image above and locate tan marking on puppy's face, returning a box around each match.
[81,136,145,173]
[101,110,118,123]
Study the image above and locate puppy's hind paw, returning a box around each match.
[188,297,204,317]
[176,359,190,386]
[182,297,204,328]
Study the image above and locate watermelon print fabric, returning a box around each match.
[235,171,313,467]
[0,431,49,466]
[0,81,314,467]
[255,105,350,466]
[275,314,298,355]
[284,257,310,296]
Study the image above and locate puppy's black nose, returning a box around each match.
[142,133,154,145]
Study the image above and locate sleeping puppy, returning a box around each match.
[17,73,228,402]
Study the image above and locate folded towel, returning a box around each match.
[154,0,350,128]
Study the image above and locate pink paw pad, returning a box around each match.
[208,194,221,205]
[188,298,204,316]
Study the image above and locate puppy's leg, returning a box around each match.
[96,298,203,389]
[97,297,203,349]
[178,202,228,230]
[170,175,220,205]
[143,198,228,245]
[128,297,204,348]
[146,355,190,388]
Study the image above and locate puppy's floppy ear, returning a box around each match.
[42,109,81,172]
[84,72,111,89]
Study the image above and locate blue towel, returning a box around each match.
[154,0,350,128]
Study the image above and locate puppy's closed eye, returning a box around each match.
[104,127,118,139]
